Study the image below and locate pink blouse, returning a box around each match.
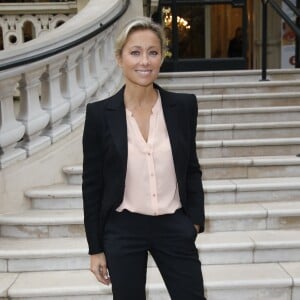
[116,92,181,215]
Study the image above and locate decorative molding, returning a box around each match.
[0,14,74,49]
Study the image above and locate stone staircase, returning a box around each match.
[1,69,300,300]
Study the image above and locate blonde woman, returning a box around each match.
[82,17,206,300]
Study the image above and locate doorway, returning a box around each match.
[157,0,249,72]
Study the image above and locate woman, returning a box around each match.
[82,17,206,300]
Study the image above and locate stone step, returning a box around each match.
[204,176,300,204]
[197,92,300,109]
[25,176,300,208]
[1,200,300,238]
[63,166,82,185]
[205,201,300,232]
[0,237,88,272]
[64,155,300,182]
[198,106,300,124]
[203,262,298,300]
[157,68,300,84]
[0,209,84,238]
[26,184,83,209]
[0,230,299,272]
[2,262,299,299]
[198,230,300,265]
[161,80,300,95]
[197,137,300,157]
[0,273,18,299]
[0,237,89,273]
[200,155,300,179]
[197,121,300,140]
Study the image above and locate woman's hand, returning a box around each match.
[90,252,111,285]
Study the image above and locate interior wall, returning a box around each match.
[210,4,243,58]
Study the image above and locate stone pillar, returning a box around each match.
[61,50,86,129]
[40,59,71,142]
[0,76,26,168]
[77,41,99,101]
[17,68,51,156]
[93,35,111,100]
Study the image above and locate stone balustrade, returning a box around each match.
[0,0,133,170]
[0,13,74,50]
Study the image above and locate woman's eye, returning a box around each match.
[149,51,158,56]
[130,51,140,56]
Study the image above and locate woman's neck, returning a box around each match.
[124,84,157,111]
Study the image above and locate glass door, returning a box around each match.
[158,0,248,72]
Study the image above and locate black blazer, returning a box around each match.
[82,84,205,254]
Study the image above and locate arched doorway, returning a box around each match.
[23,20,36,43]
[157,0,249,72]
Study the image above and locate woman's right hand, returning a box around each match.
[90,252,111,285]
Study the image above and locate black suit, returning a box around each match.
[82,83,205,254]
[82,84,206,299]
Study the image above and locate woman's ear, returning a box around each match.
[116,54,122,67]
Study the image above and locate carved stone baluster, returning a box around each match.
[40,59,71,143]
[95,32,118,100]
[103,30,120,94]
[101,31,111,71]
[94,36,111,101]
[61,50,86,129]
[105,28,116,70]
[17,68,51,155]
[110,27,123,89]
[78,41,99,102]
[0,76,26,168]
[90,37,103,84]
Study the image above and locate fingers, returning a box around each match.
[100,265,111,285]
[92,265,111,285]
[90,253,111,285]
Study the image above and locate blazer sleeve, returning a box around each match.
[82,103,104,254]
[186,95,205,232]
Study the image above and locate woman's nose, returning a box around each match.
[140,53,149,65]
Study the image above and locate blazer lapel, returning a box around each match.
[105,84,181,180]
[105,87,128,174]
[158,85,181,176]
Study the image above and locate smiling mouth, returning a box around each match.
[136,70,152,73]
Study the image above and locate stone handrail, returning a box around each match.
[0,0,133,169]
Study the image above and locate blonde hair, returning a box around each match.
[115,17,166,59]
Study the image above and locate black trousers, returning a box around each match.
[103,209,206,300]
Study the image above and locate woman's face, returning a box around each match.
[117,29,162,88]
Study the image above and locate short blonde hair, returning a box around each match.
[115,16,166,59]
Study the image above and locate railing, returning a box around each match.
[0,0,130,169]
[261,0,300,81]
[0,13,75,50]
